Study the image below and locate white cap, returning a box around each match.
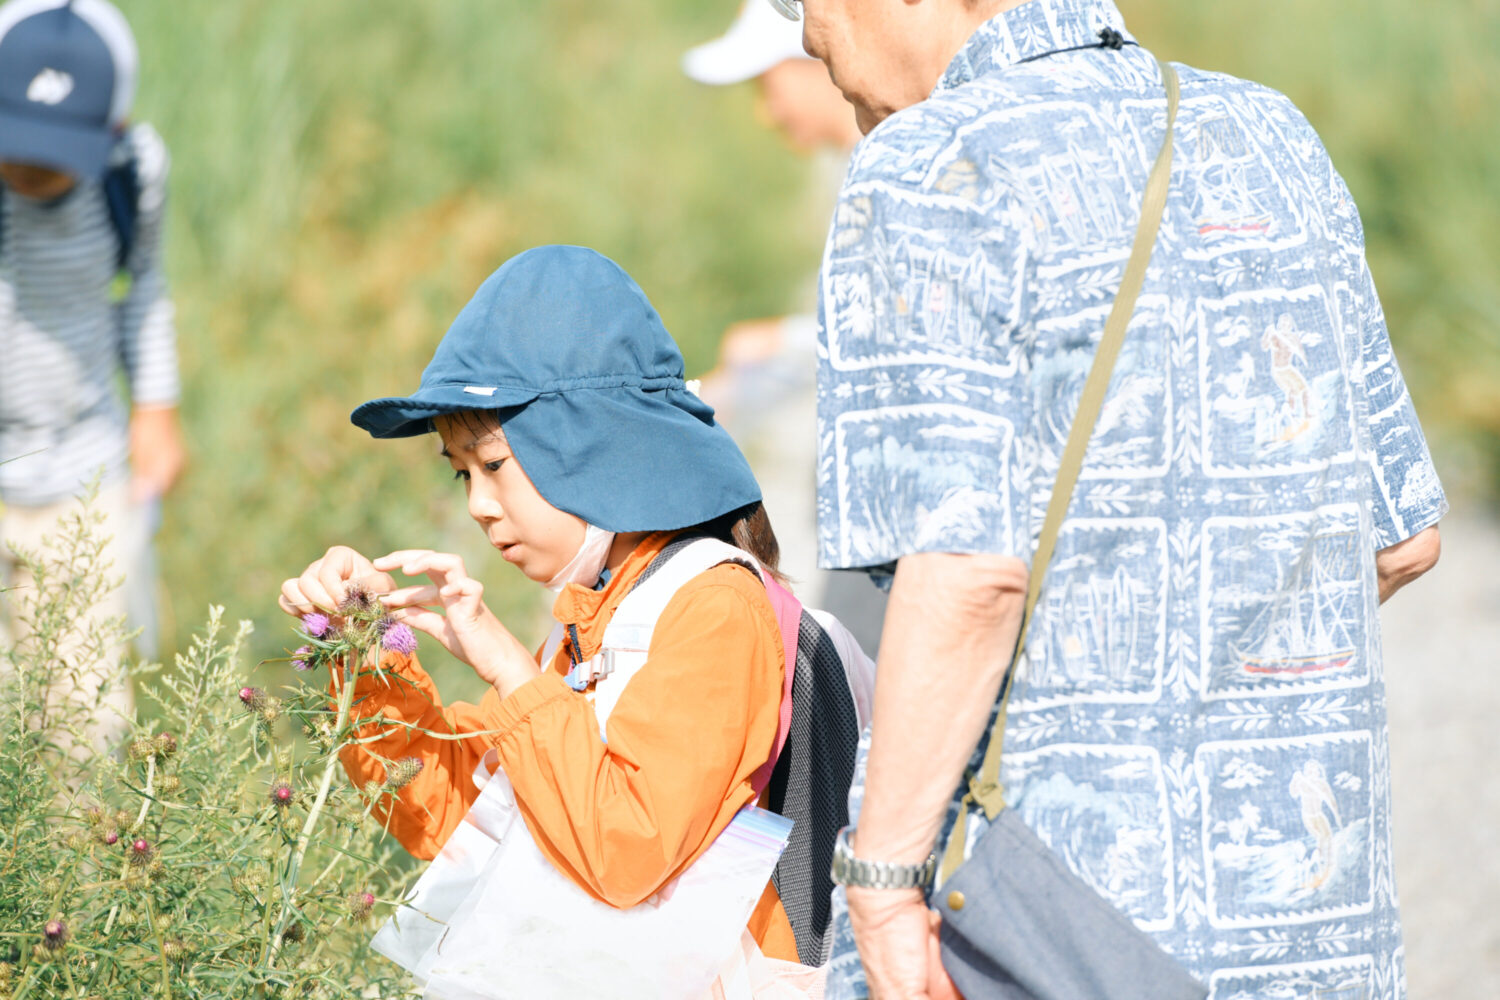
[682,0,812,86]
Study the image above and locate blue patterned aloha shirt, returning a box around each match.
[815,2,1447,998]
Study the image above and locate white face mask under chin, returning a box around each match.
[544,523,616,594]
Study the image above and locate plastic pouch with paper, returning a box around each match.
[374,754,794,1000]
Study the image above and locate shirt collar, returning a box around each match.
[550,531,678,664]
[936,0,1135,93]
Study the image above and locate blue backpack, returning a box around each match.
[0,148,140,273]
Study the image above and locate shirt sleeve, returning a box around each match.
[117,123,180,409]
[487,564,784,908]
[332,650,499,860]
[1331,177,1447,547]
[816,141,1041,576]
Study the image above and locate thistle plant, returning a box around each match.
[0,498,418,998]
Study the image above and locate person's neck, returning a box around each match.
[865,0,1023,132]
[605,531,651,575]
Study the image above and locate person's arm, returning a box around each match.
[845,553,1025,999]
[117,125,185,501]
[332,649,497,859]
[1377,524,1440,603]
[489,565,782,908]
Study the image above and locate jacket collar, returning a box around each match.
[550,531,678,665]
[936,0,1134,93]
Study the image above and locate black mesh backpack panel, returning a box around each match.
[766,611,861,965]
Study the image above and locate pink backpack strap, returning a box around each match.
[751,571,800,795]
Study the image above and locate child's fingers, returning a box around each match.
[296,562,341,613]
[385,550,472,585]
[389,607,448,641]
[379,584,441,609]
[278,582,314,617]
[372,549,435,573]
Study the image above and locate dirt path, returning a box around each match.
[1381,505,1500,998]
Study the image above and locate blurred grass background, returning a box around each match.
[122,0,1497,688]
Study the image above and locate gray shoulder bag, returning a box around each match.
[933,57,1208,1000]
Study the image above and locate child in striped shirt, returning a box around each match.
[0,0,183,754]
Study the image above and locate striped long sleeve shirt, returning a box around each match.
[0,123,178,507]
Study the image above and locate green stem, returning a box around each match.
[101,755,156,937]
[144,894,172,1000]
[261,646,361,971]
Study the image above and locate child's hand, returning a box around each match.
[279,546,396,617]
[374,550,540,696]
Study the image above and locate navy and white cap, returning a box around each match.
[0,0,137,178]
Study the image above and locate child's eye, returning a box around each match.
[485,459,506,473]
[452,469,470,482]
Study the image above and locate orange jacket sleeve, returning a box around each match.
[487,563,783,908]
[333,651,507,860]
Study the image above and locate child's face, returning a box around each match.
[435,412,587,586]
[0,162,78,201]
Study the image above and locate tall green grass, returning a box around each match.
[121,0,1498,673]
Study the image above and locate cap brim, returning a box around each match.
[0,108,114,178]
[351,383,540,439]
[681,33,811,86]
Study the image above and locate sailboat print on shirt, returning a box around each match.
[1232,533,1358,678]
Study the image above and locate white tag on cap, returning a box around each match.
[463,386,498,396]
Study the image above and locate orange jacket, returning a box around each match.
[333,532,797,961]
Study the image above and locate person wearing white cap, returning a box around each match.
[0,0,184,756]
[685,2,883,656]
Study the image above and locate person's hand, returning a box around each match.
[129,405,186,503]
[846,887,962,1000]
[374,549,538,694]
[278,545,396,619]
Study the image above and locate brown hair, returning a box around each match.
[685,501,787,584]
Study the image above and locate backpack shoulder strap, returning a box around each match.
[101,147,141,272]
[604,536,757,649]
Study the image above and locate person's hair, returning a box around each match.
[683,502,786,584]
[432,409,786,582]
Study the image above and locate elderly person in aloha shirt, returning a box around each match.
[783,0,1447,997]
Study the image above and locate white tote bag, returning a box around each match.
[373,753,795,1000]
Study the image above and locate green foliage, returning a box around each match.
[0,505,413,998]
[120,0,1496,669]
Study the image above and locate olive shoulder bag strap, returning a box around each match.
[932,57,1210,1000]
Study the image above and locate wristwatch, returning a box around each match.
[829,826,937,890]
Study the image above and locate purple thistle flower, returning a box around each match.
[301,612,331,638]
[379,620,418,656]
[291,645,314,671]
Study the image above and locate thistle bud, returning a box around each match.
[156,774,181,797]
[41,877,62,896]
[301,612,331,638]
[154,732,178,758]
[239,686,264,710]
[84,805,105,827]
[163,938,188,962]
[347,890,376,921]
[113,809,133,830]
[281,921,306,944]
[127,737,156,763]
[147,859,168,884]
[274,746,294,772]
[259,699,282,724]
[129,838,153,866]
[269,780,294,808]
[42,919,67,951]
[100,828,119,846]
[337,584,374,617]
[384,756,423,790]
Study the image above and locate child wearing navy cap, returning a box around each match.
[0,0,184,754]
[279,247,852,994]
